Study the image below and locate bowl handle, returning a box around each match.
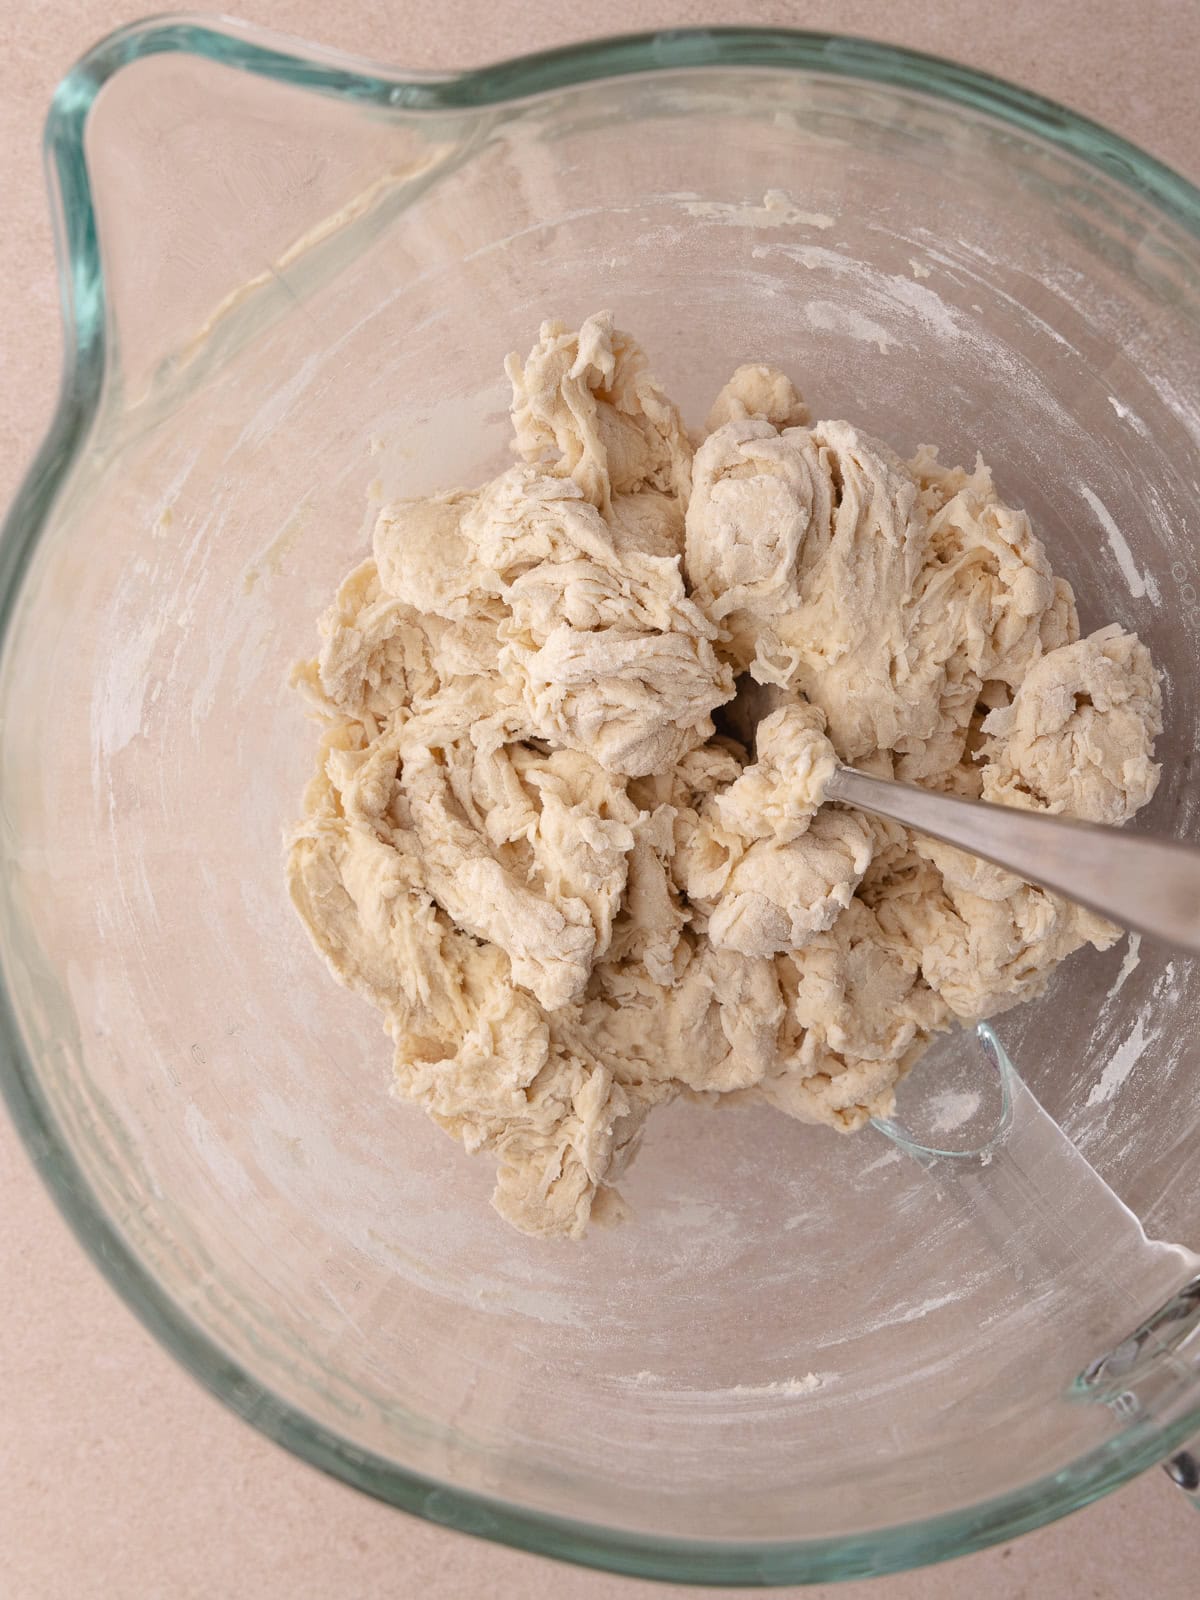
[876,1026,1200,1502]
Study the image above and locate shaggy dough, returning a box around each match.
[288,312,1161,1239]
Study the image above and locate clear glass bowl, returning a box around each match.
[2,19,1200,1586]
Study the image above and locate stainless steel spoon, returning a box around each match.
[722,681,1200,954]
[825,763,1200,953]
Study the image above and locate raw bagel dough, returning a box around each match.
[288,313,1161,1239]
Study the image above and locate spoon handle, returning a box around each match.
[826,765,1200,953]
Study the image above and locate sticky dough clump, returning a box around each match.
[288,312,1161,1239]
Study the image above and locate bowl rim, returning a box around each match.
[3,15,1200,1586]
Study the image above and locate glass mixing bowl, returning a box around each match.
[2,19,1200,1586]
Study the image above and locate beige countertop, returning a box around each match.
[3,3,1198,1596]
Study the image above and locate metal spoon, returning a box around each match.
[721,681,1200,954]
[825,763,1200,953]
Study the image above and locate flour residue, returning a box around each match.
[844,1286,978,1341]
[1086,1012,1158,1108]
[858,1146,904,1178]
[1107,395,1147,435]
[729,1373,825,1396]
[925,1088,983,1134]
[804,299,895,354]
[1154,960,1179,1001]
[745,242,961,346]
[1079,485,1161,603]
[629,1370,831,1397]
[1103,932,1142,1007]
[682,189,835,231]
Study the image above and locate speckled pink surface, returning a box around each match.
[2,4,1199,1596]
